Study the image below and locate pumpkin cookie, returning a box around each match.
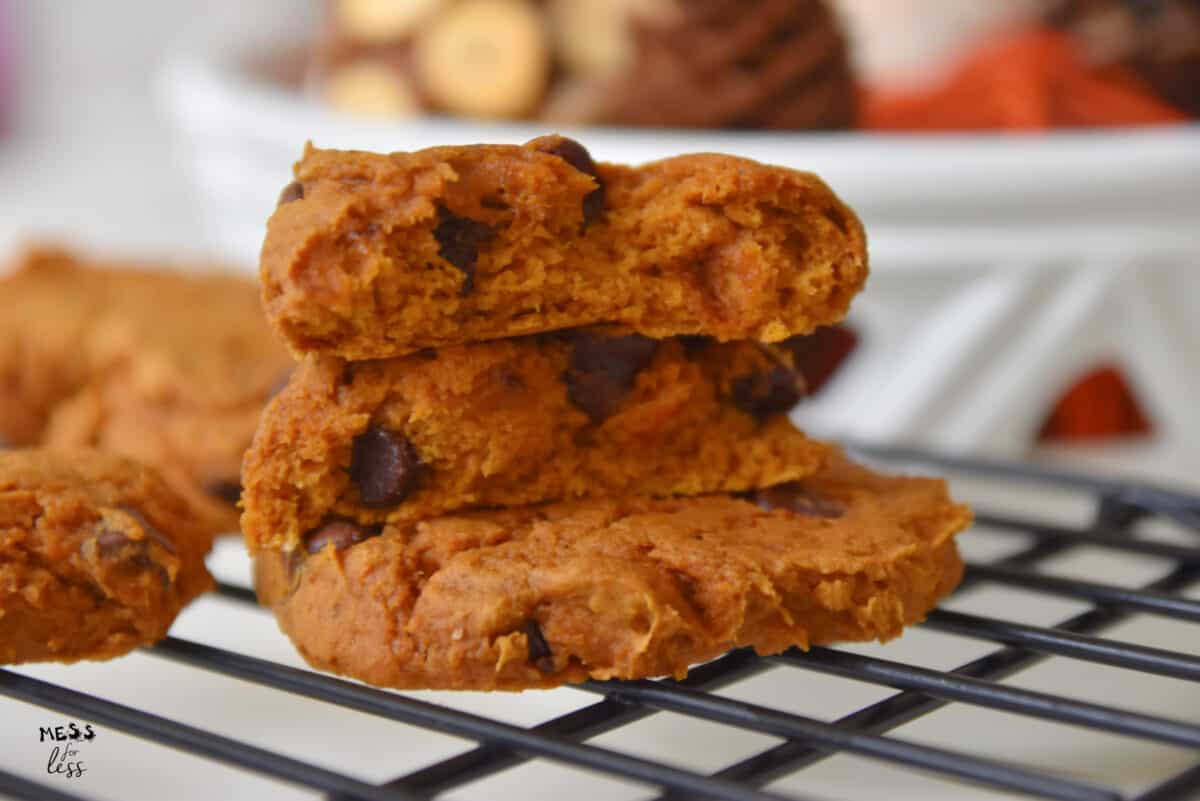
[254,451,969,690]
[241,329,827,552]
[260,136,866,359]
[0,450,213,664]
[0,247,293,533]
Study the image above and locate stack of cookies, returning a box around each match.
[242,135,970,690]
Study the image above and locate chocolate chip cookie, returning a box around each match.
[254,451,969,690]
[260,136,867,359]
[0,246,294,534]
[241,329,827,552]
[0,248,109,447]
[0,449,214,664]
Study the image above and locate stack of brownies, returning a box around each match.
[241,135,970,690]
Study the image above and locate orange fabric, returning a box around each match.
[863,29,1188,131]
[1038,365,1153,441]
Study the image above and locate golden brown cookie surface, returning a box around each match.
[260,137,866,359]
[0,449,214,665]
[241,330,827,552]
[0,247,293,534]
[255,451,969,690]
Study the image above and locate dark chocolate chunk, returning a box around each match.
[349,426,424,507]
[522,619,556,673]
[285,548,306,584]
[433,206,494,296]
[750,484,844,518]
[95,529,134,558]
[730,365,806,421]
[303,520,380,554]
[564,333,658,423]
[277,181,304,206]
[92,517,173,587]
[678,335,711,357]
[781,325,859,396]
[206,479,243,506]
[118,507,176,553]
[528,135,606,227]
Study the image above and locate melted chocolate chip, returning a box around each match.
[564,333,658,423]
[206,480,243,506]
[679,335,712,357]
[522,619,555,673]
[750,484,844,518]
[303,520,381,554]
[528,135,606,227]
[433,206,494,296]
[277,181,304,206]
[349,426,424,507]
[118,507,176,554]
[92,516,173,587]
[780,325,859,396]
[730,365,806,421]
[500,371,525,390]
[95,530,134,558]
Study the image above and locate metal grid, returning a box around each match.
[2,443,1199,801]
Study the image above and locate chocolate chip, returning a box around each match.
[206,480,242,506]
[679,335,711,357]
[750,484,844,518]
[522,619,555,673]
[730,365,805,421]
[528,135,606,227]
[781,325,859,396]
[564,333,658,423]
[303,520,380,554]
[118,507,176,554]
[433,206,494,296]
[349,426,424,507]
[92,519,173,587]
[95,530,134,558]
[277,181,304,206]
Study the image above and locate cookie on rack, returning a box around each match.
[254,451,969,690]
[0,449,213,664]
[0,248,109,447]
[0,247,294,534]
[242,329,827,551]
[261,135,867,359]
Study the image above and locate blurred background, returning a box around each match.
[0,0,1197,479]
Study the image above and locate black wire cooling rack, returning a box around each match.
[2,443,1199,801]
